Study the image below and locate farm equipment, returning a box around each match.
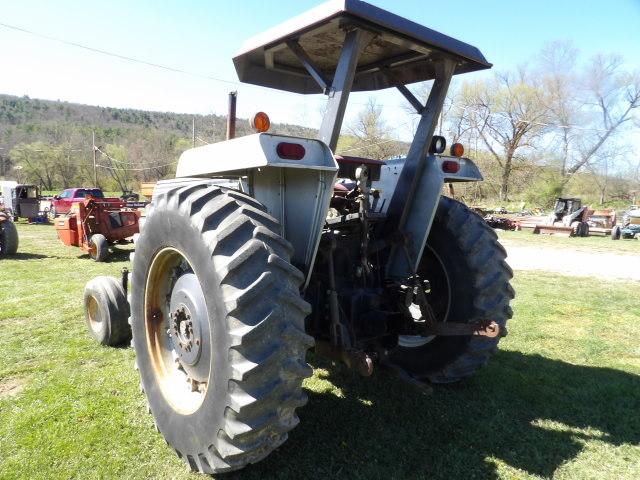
[586,208,616,237]
[611,206,640,239]
[0,181,41,220]
[519,197,590,236]
[83,0,513,474]
[0,210,18,256]
[55,197,140,261]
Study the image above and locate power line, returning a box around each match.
[95,146,177,171]
[95,162,176,172]
[0,20,239,86]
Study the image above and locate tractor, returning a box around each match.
[611,205,640,239]
[84,0,513,474]
[537,197,590,237]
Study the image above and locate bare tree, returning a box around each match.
[538,46,640,186]
[344,98,405,160]
[561,55,640,184]
[458,71,551,200]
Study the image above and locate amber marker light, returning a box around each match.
[450,143,465,157]
[251,112,271,133]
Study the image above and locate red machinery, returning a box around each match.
[55,197,140,261]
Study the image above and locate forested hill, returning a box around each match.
[0,94,315,142]
[0,94,316,190]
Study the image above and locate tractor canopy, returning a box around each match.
[233,0,491,94]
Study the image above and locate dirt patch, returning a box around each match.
[505,245,640,281]
[0,377,25,398]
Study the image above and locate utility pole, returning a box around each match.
[92,131,98,187]
[192,117,196,148]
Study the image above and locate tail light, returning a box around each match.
[277,142,306,160]
[442,160,460,174]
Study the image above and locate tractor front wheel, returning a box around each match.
[89,233,109,262]
[131,182,313,474]
[83,276,131,346]
[389,196,514,383]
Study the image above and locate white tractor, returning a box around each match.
[85,0,513,473]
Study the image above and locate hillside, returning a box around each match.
[0,94,316,190]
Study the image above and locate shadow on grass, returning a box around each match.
[7,252,57,260]
[106,247,133,263]
[77,247,132,263]
[234,351,640,480]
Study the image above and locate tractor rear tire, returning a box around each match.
[130,182,313,474]
[389,196,514,384]
[89,233,109,262]
[83,276,131,346]
[611,225,621,240]
[0,219,19,256]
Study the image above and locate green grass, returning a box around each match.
[497,229,640,254]
[1,223,639,479]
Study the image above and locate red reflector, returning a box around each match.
[442,160,460,174]
[276,142,306,160]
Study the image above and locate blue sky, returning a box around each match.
[0,0,639,138]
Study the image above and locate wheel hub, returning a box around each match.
[169,273,210,382]
[171,306,197,353]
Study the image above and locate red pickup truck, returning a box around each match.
[51,188,119,216]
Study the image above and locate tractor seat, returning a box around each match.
[334,155,385,181]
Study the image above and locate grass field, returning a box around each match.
[1,222,639,479]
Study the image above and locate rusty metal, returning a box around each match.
[226,91,237,140]
[145,247,208,415]
[315,341,374,377]
[422,319,501,338]
[533,224,574,237]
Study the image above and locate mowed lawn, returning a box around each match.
[1,223,639,479]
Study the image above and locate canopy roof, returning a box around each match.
[233,0,491,94]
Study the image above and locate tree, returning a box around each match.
[99,144,132,192]
[344,98,405,160]
[9,142,58,190]
[457,71,551,200]
[537,44,640,186]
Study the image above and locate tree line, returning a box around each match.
[339,41,640,207]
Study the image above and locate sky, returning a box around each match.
[0,0,639,142]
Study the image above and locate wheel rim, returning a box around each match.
[397,245,452,348]
[88,238,97,258]
[86,295,102,333]
[145,247,211,414]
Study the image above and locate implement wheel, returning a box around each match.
[389,196,514,383]
[89,233,109,262]
[83,276,131,346]
[131,182,313,474]
[611,226,621,240]
[0,218,19,256]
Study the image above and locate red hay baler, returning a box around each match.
[55,197,141,261]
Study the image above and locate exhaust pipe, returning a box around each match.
[226,91,237,140]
